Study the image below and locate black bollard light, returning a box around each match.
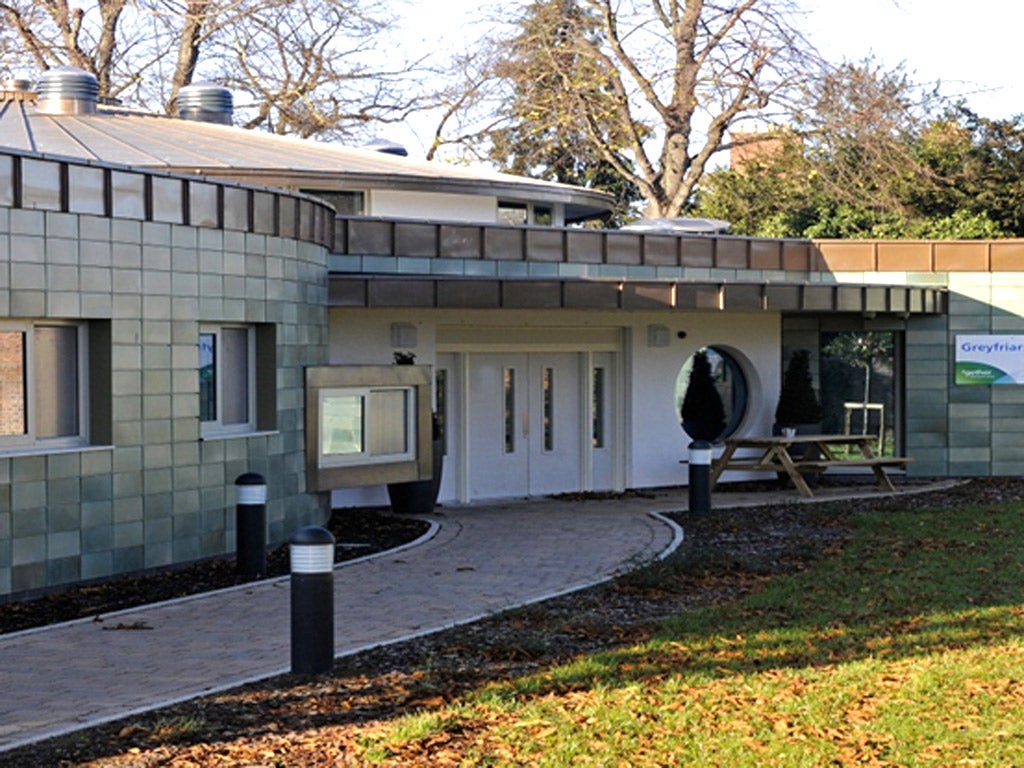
[688,439,712,514]
[290,526,336,675]
[235,472,267,579]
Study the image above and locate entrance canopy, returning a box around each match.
[329,276,945,315]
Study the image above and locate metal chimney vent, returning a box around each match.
[2,78,32,92]
[36,67,99,115]
[176,84,233,125]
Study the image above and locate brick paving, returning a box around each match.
[0,480,952,754]
[0,494,684,753]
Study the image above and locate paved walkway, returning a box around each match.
[0,493,685,753]
[0,479,955,753]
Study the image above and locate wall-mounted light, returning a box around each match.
[390,323,417,348]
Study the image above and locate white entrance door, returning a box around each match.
[466,352,582,499]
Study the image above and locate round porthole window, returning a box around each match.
[675,346,748,440]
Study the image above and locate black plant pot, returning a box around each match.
[387,437,444,515]
[682,420,723,443]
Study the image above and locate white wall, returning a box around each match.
[367,189,497,222]
[326,308,781,507]
[625,313,780,488]
[326,311,439,509]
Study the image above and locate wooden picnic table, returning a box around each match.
[710,434,912,498]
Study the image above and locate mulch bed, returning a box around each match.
[0,508,430,636]
[3,478,1022,767]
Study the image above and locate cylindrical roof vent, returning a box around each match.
[362,138,409,157]
[36,67,99,115]
[176,83,234,125]
[2,78,32,92]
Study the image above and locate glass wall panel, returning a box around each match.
[368,389,408,456]
[34,325,78,438]
[321,394,363,456]
[220,327,249,425]
[199,332,216,422]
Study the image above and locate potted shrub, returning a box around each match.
[387,351,445,514]
[386,412,444,514]
[680,349,727,442]
[774,349,823,479]
[775,349,823,435]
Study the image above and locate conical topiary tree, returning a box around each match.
[681,349,727,441]
[775,349,822,426]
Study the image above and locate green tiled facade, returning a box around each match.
[0,152,331,598]
[828,270,1024,479]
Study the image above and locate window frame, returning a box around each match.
[305,365,433,491]
[199,323,258,439]
[676,346,750,441]
[0,320,89,452]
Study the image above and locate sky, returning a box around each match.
[390,0,1021,156]
[799,0,1020,119]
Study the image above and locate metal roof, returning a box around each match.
[0,97,614,220]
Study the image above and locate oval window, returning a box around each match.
[675,346,748,440]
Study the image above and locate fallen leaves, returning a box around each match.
[9,483,1024,767]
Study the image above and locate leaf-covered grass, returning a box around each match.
[362,504,1024,766]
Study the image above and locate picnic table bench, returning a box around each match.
[710,434,912,498]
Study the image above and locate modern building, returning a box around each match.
[0,68,1019,601]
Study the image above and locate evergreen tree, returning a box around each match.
[681,350,727,442]
[775,350,822,426]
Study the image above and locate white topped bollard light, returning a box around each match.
[688,440,713,514]
[235,473,267,579]
[290,526,336,675]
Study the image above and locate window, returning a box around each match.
[0,322,87,450]
[498,201,557,226]
[542,367,554,451]
[498,202,528,226]
[676,346,748,440]
[319,387,415,467]
[592,366,606,448]
[200,324,267,438]
[305,190,364,215]
[435,367,448,453]
[503,367,516,453]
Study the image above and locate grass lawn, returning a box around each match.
[360,503,1024,766]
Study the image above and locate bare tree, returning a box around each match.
[424,50,506,163]
[451,0,818,218]
[0,0,132,94]
[217,0,423,139]
[0,0,427,141]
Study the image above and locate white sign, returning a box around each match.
[955,335,1024,385]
